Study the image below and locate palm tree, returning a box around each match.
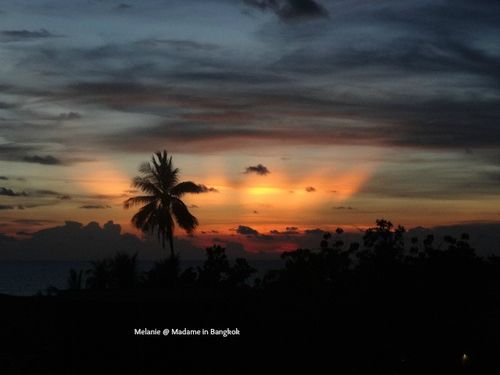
[124,151,202,258]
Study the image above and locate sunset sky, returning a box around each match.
[1,0,499,254]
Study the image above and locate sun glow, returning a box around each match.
[75,161,131,197]
[247,187,284,196]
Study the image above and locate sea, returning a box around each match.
[0,260,283,296]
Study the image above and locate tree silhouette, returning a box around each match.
[85,259,111,290]
[67,268,84,290]
[143,256,181,288]
[124,150,202,258]
[109,252,138,289]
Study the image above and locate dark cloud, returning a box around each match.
[57,112,81,120]
[235,225,259,236]
[79,205,112,209]
[29,19,497,155]
[0,144,39,163]
[0,221,251,261]
[0,187,27,197]
[0,176,9,180]
[25,190,72,200]
[115,3,132,11]
[258,234,274,241]
[304,228,325,235]
[139,39,220,51]
[22,155,63,165]
[0,0,499,211]
[0,101,17,109]
[0,29,58,42]
[270,226,300,235]
[305,186,316,192]
[2,219,500,261]
[244,0,329,21]
[359,161,500,199]
[34,189,60,196]
[333,206,354,210]
[245,164,270,175]
[0,205,15,210]
[16,204,44,210]
[198,184,219,193]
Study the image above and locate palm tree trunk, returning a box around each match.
[168,236,175,259]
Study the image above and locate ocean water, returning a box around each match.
[0,261,89,296]
[0,260,282,296]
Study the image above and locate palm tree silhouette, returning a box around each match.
[124,151,202,258]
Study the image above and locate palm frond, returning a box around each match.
[151,151,179,189]
[131,201,157,231]
[132,176,162,195]
[172,197,198,233]
[170,181,204,197]
[123,195,156,209]
[138,162,154,176]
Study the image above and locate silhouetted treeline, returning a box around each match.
[5,219,500,374]
[61,219,500,299]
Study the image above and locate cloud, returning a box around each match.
[16,204,45,210]
[0,187,27,197]
[0,176,9,180]
[26,189,72,200]
[333,206,354,210]
[139,38,220,52]
[79,205,112,209]
[198,184,219,193]
[258,234,274,241]
[12,219,56,226]
[22,155,63,165]
[57,112,81,120]
[235,225,259,236]
[115,3,132,11]
[244,164,270,175]
[201,230,220,234]
[244,0,329,21]
[305,186,316,192]
[0,29,58,42]
[304,228,325,235]
[0,205,15,210]
[0,0,499,209]
[270,226,300,235]
[0,221,251,261]
[34,189,60,196]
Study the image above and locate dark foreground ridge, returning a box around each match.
[2,219,500,374]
